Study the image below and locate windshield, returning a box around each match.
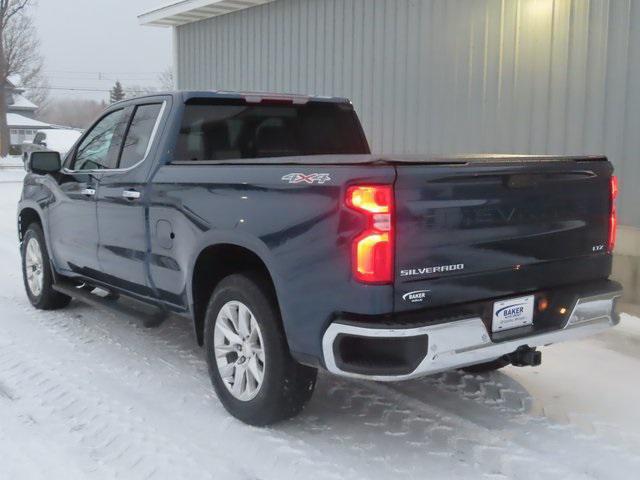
[175,99,370,161]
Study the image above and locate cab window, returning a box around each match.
[174,100,369,161]
[118,104,162,169]
[72,109,125,171]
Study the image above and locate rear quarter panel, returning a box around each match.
[147,164,396,362]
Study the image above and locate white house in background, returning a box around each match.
[6,75,53,147]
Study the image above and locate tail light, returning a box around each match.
[608,175,618,252]
[346,185,394,284]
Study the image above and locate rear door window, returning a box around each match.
[118,103,163,169]
[175,100,369,161]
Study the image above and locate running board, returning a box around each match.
[52,281,169,328]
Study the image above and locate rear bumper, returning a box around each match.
[322,282,622,381]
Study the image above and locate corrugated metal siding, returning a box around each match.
[175,0,640,227]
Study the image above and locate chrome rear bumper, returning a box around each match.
[322,289,622,381]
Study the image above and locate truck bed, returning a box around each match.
[171,153,607,166]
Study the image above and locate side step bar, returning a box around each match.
[52,281,169,327]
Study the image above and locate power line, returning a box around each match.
[44,75,159,81]
[43,86,156,93]
[43,69,165,76]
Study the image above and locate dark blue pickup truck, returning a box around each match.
[18,91,622,425]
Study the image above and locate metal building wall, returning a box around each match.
[175,0,640,227]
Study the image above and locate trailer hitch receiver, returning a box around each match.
[508,346,542,367]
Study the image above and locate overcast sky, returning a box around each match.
[34,0,172,101]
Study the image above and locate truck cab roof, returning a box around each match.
[112,90,352,107]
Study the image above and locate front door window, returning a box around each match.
[73,109,125,171]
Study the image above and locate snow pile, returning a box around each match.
[0,155,25,169]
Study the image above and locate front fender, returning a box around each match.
[18,175,55,244]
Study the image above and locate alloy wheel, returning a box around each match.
[25,237,44,297]
[213,300,266,401]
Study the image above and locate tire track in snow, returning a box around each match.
[0,339,229,480]
[383,370,640,478]
[2,287,637,479]
[0,296,362,480]
[0,291,551,479]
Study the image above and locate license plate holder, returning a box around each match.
[492,295,535,332]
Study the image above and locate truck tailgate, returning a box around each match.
[393,157,614,312]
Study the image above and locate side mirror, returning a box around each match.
[27,151,61,175]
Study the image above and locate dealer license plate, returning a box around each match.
[492,295,535,332]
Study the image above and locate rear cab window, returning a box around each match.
[174,99,370,161]
[118,103,163,169]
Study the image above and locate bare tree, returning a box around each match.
[123,84,158,100]
[122,67,175,100]
[22,62,50,117]
[0,0,36,156]
[158,67,174,90]
[40,98,106,130]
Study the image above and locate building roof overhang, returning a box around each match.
[139,0,275,27]
[6,113,51,129]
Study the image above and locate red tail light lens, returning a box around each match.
[608,175,618,252]
[346,185,394,284]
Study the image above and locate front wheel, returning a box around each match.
[21,223,71,310]
[204,273,317,426]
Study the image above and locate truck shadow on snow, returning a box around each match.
[299,368,535,435]
[93,297,537,435]
[92,296,538,429]
[108,298,537,433]
[118,300,538,427]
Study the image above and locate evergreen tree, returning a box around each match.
[110,81,125,103]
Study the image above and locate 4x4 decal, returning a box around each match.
[281,173,332,184]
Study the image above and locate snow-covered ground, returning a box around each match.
[0,155,24,168]
[1,167,639,479]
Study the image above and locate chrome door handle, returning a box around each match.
[81,188,96,196]
[122,189,141,200]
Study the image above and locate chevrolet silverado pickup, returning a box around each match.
[19,91,622,425]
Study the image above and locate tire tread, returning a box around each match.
[204,272,316,426]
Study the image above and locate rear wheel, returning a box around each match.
[21,223,71,310]
[204,273,317,426]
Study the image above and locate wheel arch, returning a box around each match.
[190,242,282,346]
[18,206,43,241]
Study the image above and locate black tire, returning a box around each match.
[21,223,71,310]
[462,357,510,374]
[204,273,317,426]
